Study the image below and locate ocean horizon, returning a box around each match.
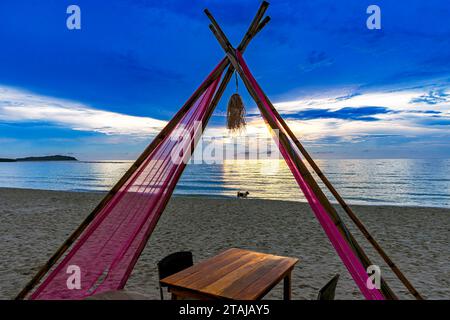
[0,158,449,209]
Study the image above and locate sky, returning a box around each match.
[0,0,449,160]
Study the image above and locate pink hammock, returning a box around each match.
[30,65,224,300]
[236,51,384,300]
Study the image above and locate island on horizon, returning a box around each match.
[0,155,78,162]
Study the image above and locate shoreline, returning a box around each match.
[1,187,449,210]
[0,188,449,299]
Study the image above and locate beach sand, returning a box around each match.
[0,187,449,300]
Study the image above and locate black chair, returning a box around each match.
[317,274,340,300]
[157,251,193,300]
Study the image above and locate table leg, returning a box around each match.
[283,272,292,300]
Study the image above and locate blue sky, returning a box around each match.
[0,0,449,159]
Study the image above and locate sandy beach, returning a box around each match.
[0,187,449,300]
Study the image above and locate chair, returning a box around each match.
[157,251,193,300]
[317,274,340,300]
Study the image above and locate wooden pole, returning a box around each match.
[209,2,270,115]
[255,16,271,35]
[15,2,270,300]
[206,11,398,299]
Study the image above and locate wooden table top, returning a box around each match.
[160,248,299,300]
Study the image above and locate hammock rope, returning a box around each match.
[29,69,223,300]
[235,50,384,300]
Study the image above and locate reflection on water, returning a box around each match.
[0,159,449,208]
[219,159,307,202]
[0,161,130,192]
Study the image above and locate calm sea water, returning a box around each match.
[0,159,449,208]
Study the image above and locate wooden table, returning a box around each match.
[160,248,299,300]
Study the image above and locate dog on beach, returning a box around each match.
[237,191,249,198]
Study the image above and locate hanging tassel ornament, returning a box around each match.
[227,72,246,131]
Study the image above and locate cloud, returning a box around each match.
[1,83,450,159]
[286,106,392,122]
[419,118,450,126]
[334,92,362,102]
[299,50,334,72]
[105,50,184,84]
[273,87,450,114]
[410,90,449,105]
[0,86,167,136]
[241,86,450,156]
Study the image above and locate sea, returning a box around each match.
[0,159,449,208]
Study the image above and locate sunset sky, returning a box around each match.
[0,0,449,159]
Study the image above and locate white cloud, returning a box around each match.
[0,86,167,136]
[1,84,449,158]
[243,87,450,144]
[198,87,450,157]
[274,89,450,114]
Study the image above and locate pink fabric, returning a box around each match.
[236,51,384,300]
[30,65,223,300]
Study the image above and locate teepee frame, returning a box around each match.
[17,1,422,300]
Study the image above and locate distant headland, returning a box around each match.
[0,155,78,162]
